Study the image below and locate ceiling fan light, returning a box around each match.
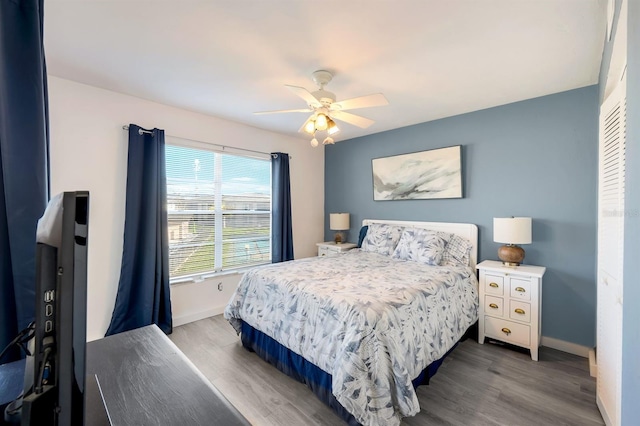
[322,137,334,145]
[310,137,319,147]
[315,113,328,131]
[327,118,340,135]
[304,119,316,134]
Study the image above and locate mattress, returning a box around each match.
[224,250,478,426]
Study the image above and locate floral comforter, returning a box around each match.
[224,250,478,426]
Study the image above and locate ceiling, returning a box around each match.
[44,0,606,143]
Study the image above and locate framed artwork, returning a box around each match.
[372,145,462,200]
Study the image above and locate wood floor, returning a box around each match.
[169,315,604,426]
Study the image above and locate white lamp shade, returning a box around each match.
[304,119,316,134]
[327,119,340,135]
[315,114,328,131]
[330,213,350,231]
[493,217,532,244]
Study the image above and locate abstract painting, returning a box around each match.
[372,145,462,200]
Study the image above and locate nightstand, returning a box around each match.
[476,260,546,361]
[316,242,357,257]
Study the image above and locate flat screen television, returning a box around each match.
[7,191,89,425]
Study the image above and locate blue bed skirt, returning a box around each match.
[240,322,460,425]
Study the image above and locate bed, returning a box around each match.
[224,219,479,426]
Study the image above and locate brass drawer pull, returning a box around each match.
[501,327,511,336]
[515,287,526,293]
[489,303,499,309]
[514,308,526,315]
[489,282,499,288]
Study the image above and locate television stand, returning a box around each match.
[86,324,250,425]
[2,325,249,425]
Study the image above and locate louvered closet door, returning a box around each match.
[597,76,625,426]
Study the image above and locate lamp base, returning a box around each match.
[498,244,525,266]
[334,232,343,244]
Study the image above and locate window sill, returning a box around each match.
[169,264,268,286]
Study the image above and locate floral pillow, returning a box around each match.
[360,224,403,256]
[440,233,473,267]
[391,228,448,266]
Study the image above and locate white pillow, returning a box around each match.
[391,228,448,266]
[360,224,403,256]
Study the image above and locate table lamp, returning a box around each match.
[330,213,350,244]
[493,217,532,266]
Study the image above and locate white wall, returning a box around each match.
[47,76,325,341]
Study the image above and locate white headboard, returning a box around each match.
[362,219,479,269]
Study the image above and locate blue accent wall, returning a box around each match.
[324,86,598,347]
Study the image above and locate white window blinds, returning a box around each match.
[165,144,271,281]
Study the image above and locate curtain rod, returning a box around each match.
[121,125,290,159]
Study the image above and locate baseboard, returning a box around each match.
[173,306,224,327]
[540,336,591,358]
[589,349,597,378]
[597,395,613,426]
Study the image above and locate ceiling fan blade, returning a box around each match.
[330,111,374,129]
[254,108,313,115]
[332,93,388,111]
[286,85,322,108]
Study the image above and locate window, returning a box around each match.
[165,144,271,282]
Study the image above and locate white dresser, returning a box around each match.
[476,260,546,361]
[316,242,357,257]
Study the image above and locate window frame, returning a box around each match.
[165,137,272,284]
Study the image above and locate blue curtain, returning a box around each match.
[0,0,50,362]
[271,152,294,263]
[106,125,172,336]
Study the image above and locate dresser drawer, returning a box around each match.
[484,274,504,296]
[484,295,504,317]
[325,245,341,254]
[485,316,530,347]
[509,300,531,323]
[317,242,356,257]
[510,278,531,300]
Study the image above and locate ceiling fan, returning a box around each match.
[255,70,389,147]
